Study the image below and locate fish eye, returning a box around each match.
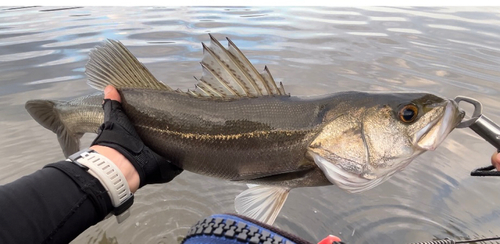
[399,104,418,123]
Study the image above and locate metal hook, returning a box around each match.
[454,96,483,128]
[454,96,500,176]
[455,96,500,150]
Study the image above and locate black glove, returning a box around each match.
[92,99,183,188]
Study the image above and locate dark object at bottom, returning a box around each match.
[410,239,455,244]
[470,165,500,176]
[181,214,326,244]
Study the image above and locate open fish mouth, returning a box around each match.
[414,100,464,151]
[309,152,414,193]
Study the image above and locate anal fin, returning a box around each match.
[235,185,290,225]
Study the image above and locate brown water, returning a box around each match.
[1,6,500,244]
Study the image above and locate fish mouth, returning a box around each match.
[309,152,411,193]
[414,100,464,151]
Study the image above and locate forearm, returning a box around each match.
[0,161,113,244]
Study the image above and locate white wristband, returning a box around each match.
[68,149,134,223]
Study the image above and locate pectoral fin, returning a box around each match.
[235,185,290,225]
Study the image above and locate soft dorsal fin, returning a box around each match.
[85,39,172,91]
[187,34,288,98]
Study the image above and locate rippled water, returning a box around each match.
[1,6,500,244]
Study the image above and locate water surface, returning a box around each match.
[1,6,500,244]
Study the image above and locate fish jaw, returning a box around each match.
[309,151,418,193]
[414,100,464,151]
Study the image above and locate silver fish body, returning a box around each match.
[30,89,463,189]
[25,36,465,224]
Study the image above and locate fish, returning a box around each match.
[25,35,465,225]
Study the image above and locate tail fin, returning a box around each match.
[25,100,83,157]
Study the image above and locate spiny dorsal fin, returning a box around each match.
[189,34,288,99]
[85,39,172,91]
[227,38,282,96]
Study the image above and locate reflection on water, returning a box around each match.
[1,6,500,244]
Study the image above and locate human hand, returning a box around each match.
[491,150,500,171]
[90,85,183,191]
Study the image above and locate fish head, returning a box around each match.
[308,92,464,193]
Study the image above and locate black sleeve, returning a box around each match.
[0,161,113,244]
